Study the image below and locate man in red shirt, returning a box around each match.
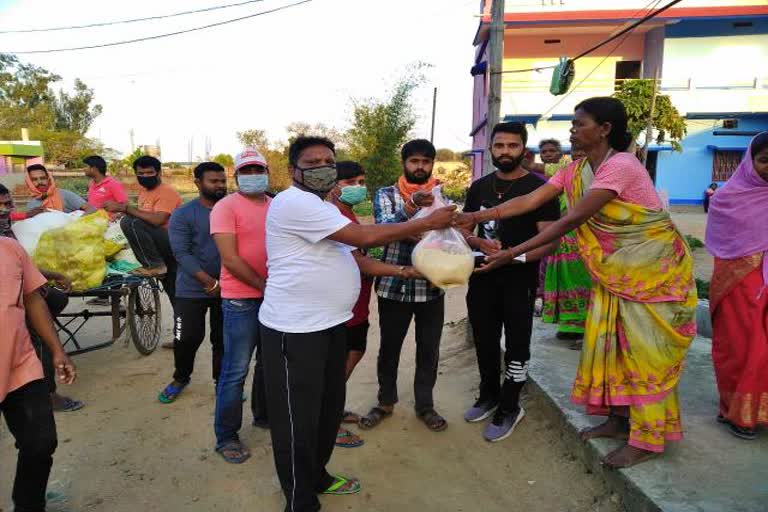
[84,155,128,212]
[0,237,76,512]
[329,161,420,448]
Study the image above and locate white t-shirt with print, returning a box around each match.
[259,186,360,333]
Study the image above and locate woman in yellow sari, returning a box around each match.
[457,97,696,468]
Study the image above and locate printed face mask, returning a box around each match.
[297,165,337,193]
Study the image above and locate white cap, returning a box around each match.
[234,148,268,172]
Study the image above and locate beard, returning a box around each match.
[492,153,525,173]
[201,189,226,202]
[404,169,431,185]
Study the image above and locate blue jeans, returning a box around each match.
[214,298,265,448]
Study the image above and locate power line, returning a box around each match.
[7,0,312,54]
[538,0,665,119]
[572,0,680,60]
[0,0,268,34]
[494,0,679,75]
[539,29,636,119]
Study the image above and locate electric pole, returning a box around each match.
[430,87,437,143]
[483,0,505,176]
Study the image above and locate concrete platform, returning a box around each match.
[528,320,768,512]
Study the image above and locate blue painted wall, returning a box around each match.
[666,17,768,39]
[655,117,768,205]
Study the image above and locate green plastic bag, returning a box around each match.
[550,57,575,96]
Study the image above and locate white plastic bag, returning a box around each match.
[411,186,474,289]
[11,210,80,255]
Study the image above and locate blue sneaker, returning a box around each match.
[482,406,525,442]
[464,399,499,423]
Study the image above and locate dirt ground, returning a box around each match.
[1,286,621,512]
[670,208,712,281]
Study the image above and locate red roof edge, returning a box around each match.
[480,5,768,24]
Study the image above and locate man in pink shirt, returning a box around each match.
[83,155,128,210]
[0,237,76,512]
[210,148,271,463]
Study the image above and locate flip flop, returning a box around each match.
[342,410,360,424]
[216,441,251,464]
[53,397,85,412]
[158,383,187,404]
[335,428,364,448]
[321,475,361,495]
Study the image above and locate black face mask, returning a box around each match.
[0,212,12,237]
[137,175,160,190]
[492,153,525,174]
[201,189,226,202]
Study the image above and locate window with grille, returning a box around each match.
[712,150,742,181]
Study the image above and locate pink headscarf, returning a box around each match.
[705,132,768,294]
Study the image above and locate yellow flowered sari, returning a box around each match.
[564,159,697,452]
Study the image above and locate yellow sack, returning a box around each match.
[34,210,109,291]
[103,239,124,258]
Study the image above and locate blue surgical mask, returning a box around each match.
[237,173,269,194]
[339,185,367,205]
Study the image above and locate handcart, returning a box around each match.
[54,274,163,356]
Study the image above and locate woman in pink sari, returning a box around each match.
[705,132,768,440]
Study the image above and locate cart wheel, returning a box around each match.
[127,279,162,355]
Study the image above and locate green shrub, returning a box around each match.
[685,235,704,250]
[367,246,384,260]
[353,199,373,217]
[696,278,710,300]
[57,176,90,196]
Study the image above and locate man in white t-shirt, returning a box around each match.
[259,136,456,512]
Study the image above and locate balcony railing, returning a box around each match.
[501,76,766,93]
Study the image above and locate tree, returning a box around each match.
[212,153,234,167]
[236,129,270,153]
[346,70,425,193]
[286,122,347,150]
[435,148,457,161]
[613,79,687,151]
[0,54,59,131]
[0,53,104,166]
[54,79,103,135]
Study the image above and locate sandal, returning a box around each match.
[358,406,392,430]
[342,410,360,424]
[335,428,364,448]
[52,396,85,412]
[418,409,448,432]
[717,415,757,440]
[158,382,187,404]
[321,475,361,495]
[216,440,251,464]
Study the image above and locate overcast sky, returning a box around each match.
[0,0,480,161]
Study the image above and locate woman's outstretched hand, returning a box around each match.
[453,212,478,232]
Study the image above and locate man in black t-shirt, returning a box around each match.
[461,122,560,443]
